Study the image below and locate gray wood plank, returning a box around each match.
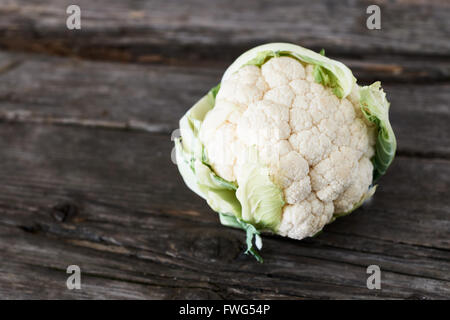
[0,123,448,299]
[0,0,449,62]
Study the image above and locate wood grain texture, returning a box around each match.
[0,0,449,300]
[0,0,449,62]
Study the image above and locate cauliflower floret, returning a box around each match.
[278,194,334,240]
[216,65,268,106]
[289,128,333,166]
[277,151,311,204]
[199,57,376,240]
[310,146,359,202]
[334,157,373,213]
[202,122,238,181]
[264,85,296,108]
[237,100,291,146]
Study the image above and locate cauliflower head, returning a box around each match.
[175,43,396,261]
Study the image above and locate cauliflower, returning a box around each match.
[175,43,396,262]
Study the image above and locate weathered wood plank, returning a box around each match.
[0,260,184,300]
[0,52,449,158]
[1,222,448,300]
[0,0,447,301]
[0,0,449,63]
[0,123,448,299]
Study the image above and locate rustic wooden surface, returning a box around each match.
[0,0,449,299]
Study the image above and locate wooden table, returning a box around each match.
[0,0,448,299]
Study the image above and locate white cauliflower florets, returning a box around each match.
[199,56,376,240]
